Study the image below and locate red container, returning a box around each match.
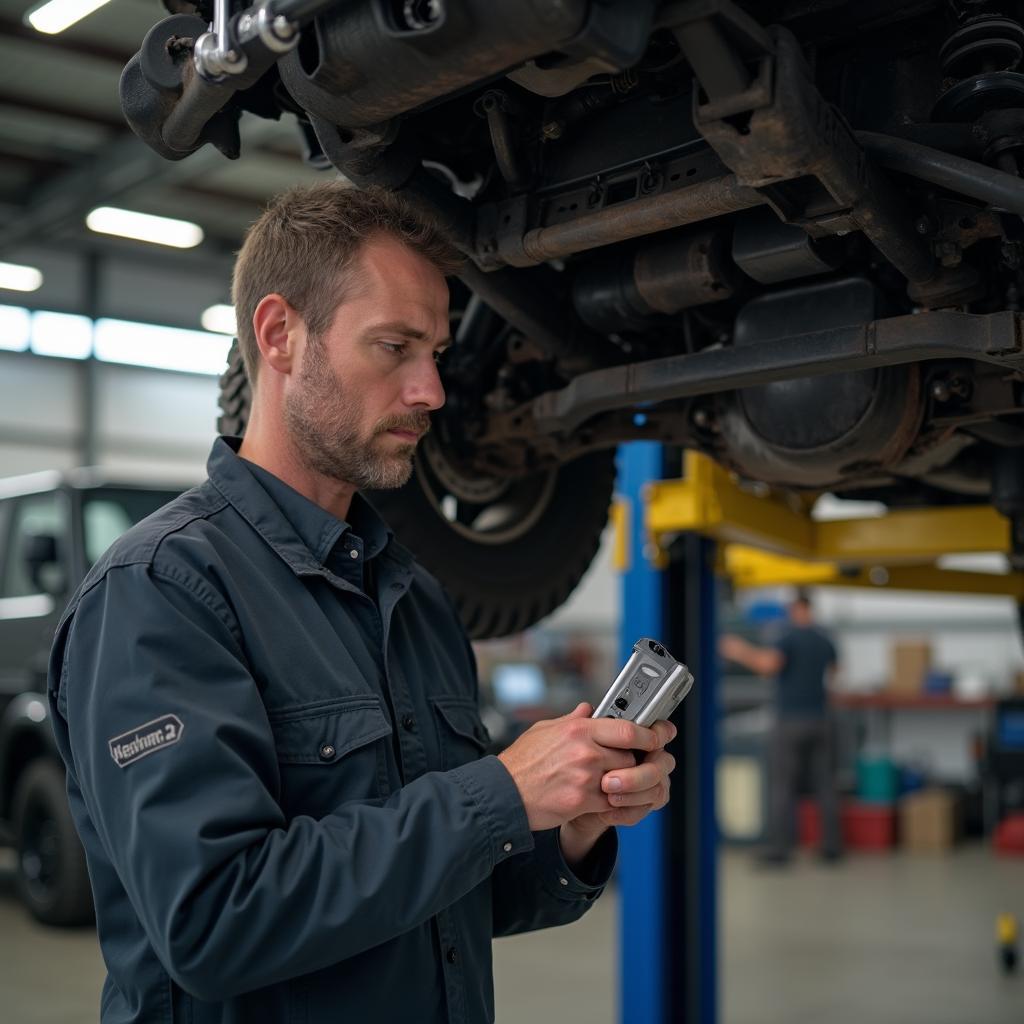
[994,813,1024,856]
[843,802,897,850]
[798,799,896,850]
[799,799,821,847]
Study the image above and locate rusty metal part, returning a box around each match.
[633,227,740,312]
[573,228,741,331]
[491,173,764,267]
[276,0,589,130]
[474,90,526,189]
[907,263,986,307]
[475,310,1024,442]
[572,227,739,332]
[676,18,935,285]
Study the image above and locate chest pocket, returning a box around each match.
[269,695,393,817]
[430,697,490,772]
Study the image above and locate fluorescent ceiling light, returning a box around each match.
[31,311,93,359]
[86,207,204,249]
[0,261,43,292]
[201,304,237,336]
[94,318,232,375]
[0,304,31,351]
[25,0,113,34]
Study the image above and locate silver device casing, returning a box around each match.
[591,638,694,727]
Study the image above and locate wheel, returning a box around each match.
[367,437,616,637]
[12,759,94,926]
[217,338,249,437]
[217,339,617,638]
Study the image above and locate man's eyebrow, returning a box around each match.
[365,321,453,347]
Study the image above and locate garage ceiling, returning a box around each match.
[0,0,328,329]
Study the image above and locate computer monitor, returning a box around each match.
[492,662,546,708]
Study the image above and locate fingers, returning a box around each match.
[598,804,655,827]
[590,717,661,753]
[650,719,677,749]
[589,715,677,753]
[601,749,674,807]
[600,749,637,773]
[606,785,668,810]
[565,702,593,720]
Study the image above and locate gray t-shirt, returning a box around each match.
[775,625,837,719]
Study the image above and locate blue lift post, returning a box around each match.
[617,442,719,1024]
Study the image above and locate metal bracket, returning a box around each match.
[194,0,298,82]
[194,0,249,80]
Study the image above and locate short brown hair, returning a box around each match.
[231,182,463,384]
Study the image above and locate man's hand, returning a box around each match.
[497,702,666,832]
[557,704,676,863]
[719,633,784,677]
[718,633,750,663]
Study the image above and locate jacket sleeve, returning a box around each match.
[447,627,618,938]
[48,563,534,1001]
[490,824,617,937]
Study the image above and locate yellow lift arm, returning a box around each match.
[617,451,1024,598]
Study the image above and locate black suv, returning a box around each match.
[0,472,182,924]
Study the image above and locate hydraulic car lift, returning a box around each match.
[614,444,1023,1024]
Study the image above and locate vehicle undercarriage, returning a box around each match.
[124,0,1024,635]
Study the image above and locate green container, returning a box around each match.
[856,757,898,804]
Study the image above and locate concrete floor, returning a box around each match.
[0,845,1020,1022]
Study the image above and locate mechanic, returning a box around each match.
[47,182,677,1023]
[719,592,842,864]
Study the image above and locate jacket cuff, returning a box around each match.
[537,826,618,899]
[449,755,534,870]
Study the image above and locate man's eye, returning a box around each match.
[379,341,404,355]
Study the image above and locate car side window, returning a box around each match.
[1,492,68,598]
[83,499,133,566]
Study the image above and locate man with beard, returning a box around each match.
[47,183,676,1024]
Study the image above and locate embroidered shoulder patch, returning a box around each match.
[109,715,184,768]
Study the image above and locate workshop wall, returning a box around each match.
[0,349,216,483]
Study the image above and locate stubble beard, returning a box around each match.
[283,339,430,491]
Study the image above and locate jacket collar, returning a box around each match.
[206,436,409,576]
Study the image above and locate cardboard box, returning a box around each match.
[899,788,960,852]
[889,639,931,695]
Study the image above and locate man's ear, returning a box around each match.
[252,294,303,377]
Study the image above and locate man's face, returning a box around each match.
[283,233,450,491]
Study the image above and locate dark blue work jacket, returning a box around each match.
[47,436,615,1023]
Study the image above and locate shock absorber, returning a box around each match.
[933,8,1024,122]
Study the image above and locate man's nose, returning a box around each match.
[405,356,446,411]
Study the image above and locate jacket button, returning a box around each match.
[446,947,457,964]
[319,744,336,761]
[401,715,415,732]
[502,841,512,853]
